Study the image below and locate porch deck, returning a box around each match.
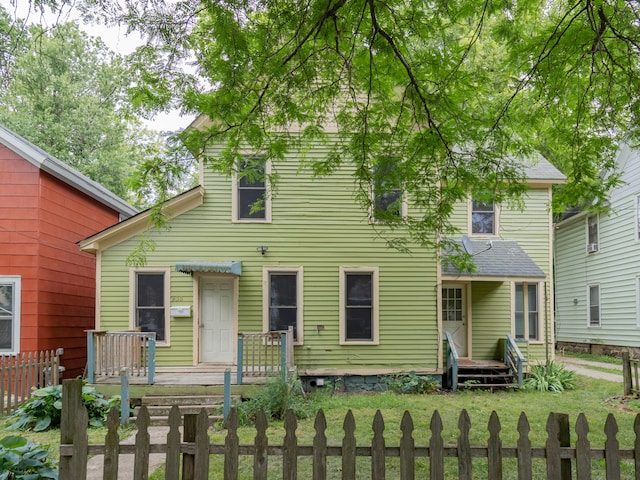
[91,365,271,386]
[457,359,507,368]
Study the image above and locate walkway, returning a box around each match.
[556,354,623,383]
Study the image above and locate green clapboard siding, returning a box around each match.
[98,140,439,371]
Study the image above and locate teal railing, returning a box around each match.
[236,326,294,385]
[86,330,156,385]
[445,331,459,392]
[504,334,524,387]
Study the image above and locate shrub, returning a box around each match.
[523,361,577,392]
[6,383,120,432]
[384,371,440,394]
[0,435,58,479]
[236,374,313,425]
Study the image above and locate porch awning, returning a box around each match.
[175,261,242,275]
[442,240,545,280]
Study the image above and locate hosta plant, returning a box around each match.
[0,435,58,479]
[6,383,120,432]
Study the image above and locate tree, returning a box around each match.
[8,0,640,246]
[0,10,197,205]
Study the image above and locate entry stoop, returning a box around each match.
[132,394,238,426]
[456,361,519,390]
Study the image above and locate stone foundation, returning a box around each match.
[556,341,640,360]
[302,373,444,393]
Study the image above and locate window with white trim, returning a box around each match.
[514,282,539,341]
[132,269,170,343]
[471,199,497,235]
[0,277,21,354]
[636,196,640,240]
[233,156,271,222]
[372,158,404,222]
[587,215,599,253]
[588,284,601,327]
[339,267,379,344]
[263,267,303,343]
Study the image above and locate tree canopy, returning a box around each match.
[6,0,640,244]
[0,7,196,205]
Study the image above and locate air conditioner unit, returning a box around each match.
[587,243,599,253]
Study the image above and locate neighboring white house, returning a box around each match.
[555,144,640,355]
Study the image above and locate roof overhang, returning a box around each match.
[176,261,242,275]
[442,239,546,281]
[78,186,204,254]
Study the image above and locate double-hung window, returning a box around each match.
[264,267,303,343]
[339,267,379,344]
[587,215,599,253]
[514,282,539,341]
[588,284,601,327]
[471,199,497,235]
[372,158,404,222]
[0,277,21,354]
[132,269,169,343]
[233,156,271,222]
[636,196,640,241]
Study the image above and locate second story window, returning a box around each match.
[372,158,403,222]
[587,215,599,253]
[234,156,270,222]
[471,199,496,235]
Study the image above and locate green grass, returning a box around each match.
[561,350,623,365]
[145,375,638,479]
[2,375,635,479]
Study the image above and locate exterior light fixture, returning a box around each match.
[257,245,268,255]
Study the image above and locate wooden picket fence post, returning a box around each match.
[0,348,62,416]
[59,378,640,480]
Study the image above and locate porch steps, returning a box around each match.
[457,364,518,390]
[132,394,239,426]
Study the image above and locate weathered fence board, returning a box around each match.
[0,349,61,415]
[58,378,640,480]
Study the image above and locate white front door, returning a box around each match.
[442,285,467,357]
[200,277,235,363]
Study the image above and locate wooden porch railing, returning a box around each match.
[504,334,525,387]
[86,330,156,385]
[444,331,459,392]
[1,348,63,415]
[236,326,294,384]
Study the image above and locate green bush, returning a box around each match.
[6,383,120,432]
[523,361,577,392]
[0,435,58,479]
[236,374,313,425]
[384,371,440,394]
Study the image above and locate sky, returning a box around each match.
[1,0,193,132]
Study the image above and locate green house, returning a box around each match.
[79,134,565,390]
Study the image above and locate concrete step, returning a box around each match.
[134,404,224,417]
[141,394,228,406]
[131,414,225,427]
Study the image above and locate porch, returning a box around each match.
[445,333,525,391]
[86,328,295,387]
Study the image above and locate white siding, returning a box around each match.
[556,146,640,347]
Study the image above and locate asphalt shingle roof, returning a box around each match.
[443,239,546,278]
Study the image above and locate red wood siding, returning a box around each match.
[0,144,122,377]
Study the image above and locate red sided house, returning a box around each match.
[0,125,136,377]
